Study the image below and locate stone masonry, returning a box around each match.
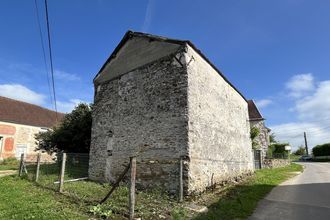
[89,31,254,195]
[248,100,271,162]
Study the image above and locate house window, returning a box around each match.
[15,144,28,159]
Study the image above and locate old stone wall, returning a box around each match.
[185,45,254,194]
[90,41,255,195]
[250,120,269,160]
[263,159,290,169]
[89,54,189,193]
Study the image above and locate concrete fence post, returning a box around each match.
[259,150,262,169]
[19,153,24,177]
[129,156,136,220]
[179,156,184,202]
[58,153,67,193]
[35,153,41,182]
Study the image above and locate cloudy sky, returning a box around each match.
[0,0,329,150]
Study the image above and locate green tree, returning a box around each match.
[35,103,92,153]
[294,146,306,155]
[269,133,277,143]
[270,143,290,158]
[312,143,330,156]
[250,126,260,149]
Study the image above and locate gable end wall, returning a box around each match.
[185,45,254,194]
[89,53,189,193]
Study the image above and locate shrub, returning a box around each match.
[312,143,330,157]
[35,103,92,153]
[294,146,306,155]
[0,158,19,166]
[268,143,289,159]
[250,126,260,149]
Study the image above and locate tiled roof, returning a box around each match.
[0,96,64,128]
[247,100,264,121]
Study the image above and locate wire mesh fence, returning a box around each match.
[17,153,184,219]
[20,153,89,192]
[23,154,60,191]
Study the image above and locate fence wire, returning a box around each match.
[21,153,89,193]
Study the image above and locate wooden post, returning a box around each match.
[129,157,136,220]
[99,163,131,204]
[58,153,66,193]
[19,153,24,177]
[179,157,184,202]
[35,153,41,182]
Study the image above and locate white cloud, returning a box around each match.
[54,70,80,81]
[270,74,330,151]
[142,0,155,32]
[255,99,273,108]
[271,122,330,152]
[294,80,330,124]
[57,99,86,113]
[0,84,45,105]
[0,83,87,113]
[286,73,315,98]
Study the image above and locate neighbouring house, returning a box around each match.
[0,96,64,162]
[89,31,254,195]
[248,100,271,162]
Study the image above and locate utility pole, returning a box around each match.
[304,132,309,155]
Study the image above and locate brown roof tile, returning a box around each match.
[247,100,264,121]
[0,96,64,128]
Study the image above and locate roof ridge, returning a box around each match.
[0,96,64,115]
[0,96,65,127]
[247,99,264,120]
[94,30,247,102]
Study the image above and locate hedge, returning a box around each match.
[312,143,330,156]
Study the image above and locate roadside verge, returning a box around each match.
[192,163,304,220]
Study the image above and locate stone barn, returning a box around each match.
[248,100,271,161]
[89,31,254,195]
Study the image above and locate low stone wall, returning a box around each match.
[313,156,330,160]
[263,159,290,169]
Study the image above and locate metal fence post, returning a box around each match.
[35,153,41,182]
[58,153,67,193]
[129,156,136,220]
[19,153,24,177]
[179,157,184,202]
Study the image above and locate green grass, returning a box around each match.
[0,176,89,219]
[0,164,185,219]
[0,163,302,219]
[289,154,301,161]
[194,163,303,220]
[0,158,19,170]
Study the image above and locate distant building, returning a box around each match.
[0,96,64,161]
[248,100,271,161]
[89,31,254,195]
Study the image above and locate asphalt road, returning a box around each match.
[249,162,330,220]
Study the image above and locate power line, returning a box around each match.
[270,124,330,135]
[270,121,330,133]
[276,125,330,136]
[34,0,53,107]
[44,0,58,120]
